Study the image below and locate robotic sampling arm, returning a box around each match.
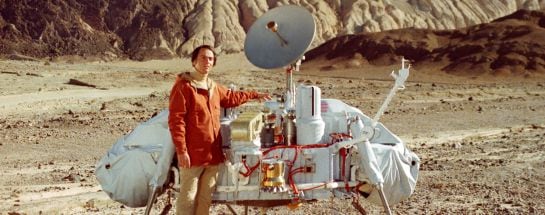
[330,58,411,215]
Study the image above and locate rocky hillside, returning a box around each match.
[306,9,545,75]
[0,0,544,60]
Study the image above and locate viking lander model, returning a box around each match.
[96,5,420,215]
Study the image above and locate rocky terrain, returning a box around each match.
[1,0,544,60]
[307,9,545,76]
[0,53,544,214]
[0,1,545,214]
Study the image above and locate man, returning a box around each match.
[168,45,270,215]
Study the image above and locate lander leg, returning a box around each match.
[226,204,237,214]
[224,204,262,215]
[144,187,158,215]
[144,166,179,215]
[355,139,392,214]
[351,195,368,215]
[377,185,392,215]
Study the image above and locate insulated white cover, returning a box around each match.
[358,143,420,205]
[95,110,175,207]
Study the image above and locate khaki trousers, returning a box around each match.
[176,165,219,215]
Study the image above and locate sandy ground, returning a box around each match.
[1,55,544,214]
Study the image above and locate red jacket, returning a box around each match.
[168,73,258,166]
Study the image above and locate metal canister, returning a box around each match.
[261,125,275,148]
[282,110,296,146]
[261,159,287,192]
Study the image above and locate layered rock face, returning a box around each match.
[307,9,545,75]
[0,0,544,60]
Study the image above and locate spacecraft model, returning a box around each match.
[96,5,420,215]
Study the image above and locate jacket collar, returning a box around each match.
[178,72,217,99]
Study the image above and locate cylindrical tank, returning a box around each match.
[296,84,321,120]
[283,110,296,146]
[261,125,275,148]
[295,85,325,145]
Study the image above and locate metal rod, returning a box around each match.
[274,32,288,46]
[377,184,392,215]
[144,187,159,215]
[351,197,368,215]
[266,21,288,46]
[285,66,295,110]
[226,204,238,215]
[372,57,410,128]
[216,181,360,192]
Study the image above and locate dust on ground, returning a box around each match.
[1,54,544,214]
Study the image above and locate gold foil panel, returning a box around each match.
[230,111,264,142]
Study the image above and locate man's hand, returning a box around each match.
[256,93,272,102]
[178,152,191,168]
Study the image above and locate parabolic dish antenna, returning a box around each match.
[244,5,316,69]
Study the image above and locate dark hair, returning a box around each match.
[191,45,217,66]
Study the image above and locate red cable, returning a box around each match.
[239,159,260,177]
[340,148,352,192]
[301,183,327,191]
[289,148,300,195]
[235,134,353,197]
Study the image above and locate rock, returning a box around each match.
[0,1,542,60]
[66,79,95,88]
[63,173,81,182]
[453,142,462,149]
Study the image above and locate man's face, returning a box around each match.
[193,48,215,74]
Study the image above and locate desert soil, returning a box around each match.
[1,55,544,214]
